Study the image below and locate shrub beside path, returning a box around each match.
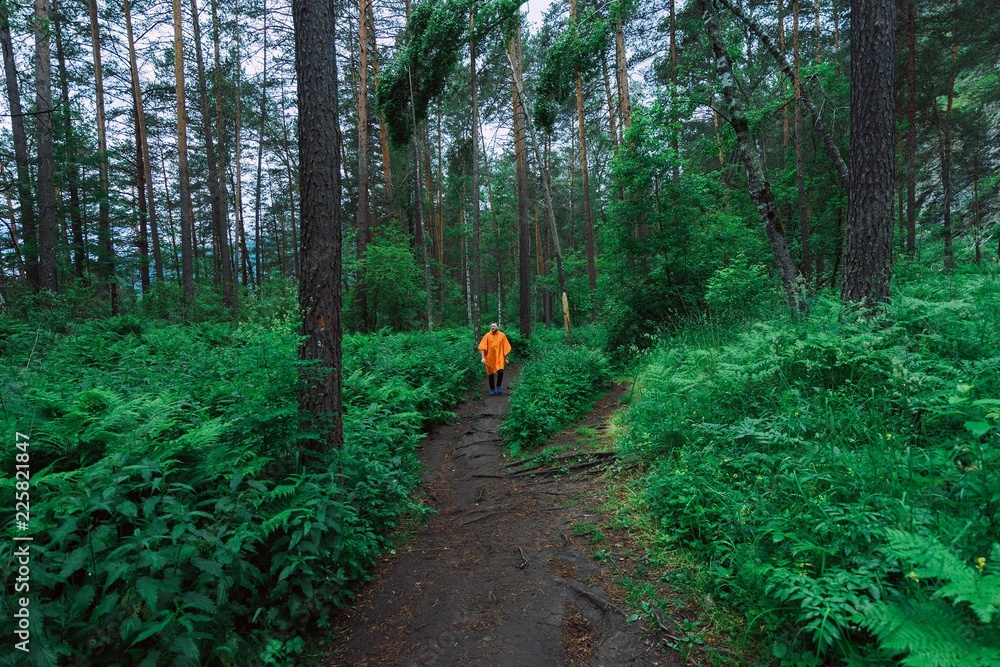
[324,369,684,666]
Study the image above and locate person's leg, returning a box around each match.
[488,372,496,391]
[496,368,504,392]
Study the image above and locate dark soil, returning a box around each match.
[323,369,686,667]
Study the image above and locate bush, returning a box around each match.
[501,329,610,455]
[0,319,479,666]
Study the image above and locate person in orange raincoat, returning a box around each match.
[478,322,511,395]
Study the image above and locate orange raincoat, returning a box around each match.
[477,330,511,376]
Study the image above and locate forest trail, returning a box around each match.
[324,369,684,667]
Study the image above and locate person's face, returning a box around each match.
[490,323,498,333]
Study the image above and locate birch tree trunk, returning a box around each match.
[700,0,806,313]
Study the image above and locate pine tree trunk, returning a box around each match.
[367,0,395,227]
[941,0,957,271]
[174,0,196,304]
[570,0,596,311]
[124,0,156,292]
[841,0,895,307]
[512,26,531,337]
[53,0,85,283]
[2,0,37,288]
[294,0,343,449]
[601,53,617,148]
[278,85,299,277]
[210,0,236,306]
[507,49,571,340]
[700,0,806,313]
[88,0,116,309]
[356,0,371,331]
[190,0,234,309]
[793,0,810,280]
[35,0,58,292]
[905,0,916,256]
[470,10,481,338]
[670,0,679,180]
[614,20,630,132]
[230,11,249,288]
[254,0,267,286]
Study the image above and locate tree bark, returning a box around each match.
[470,10,481,339]
[294,0,343,449]
[507,50,571,340]
[35,0,58,292]
[53,0,85,283]
[1,0,37,288]
[793,0,810,280]
[700,0,806,313]
[356,0,371,330]
[124,0,158,291]
[88,0,116,309]
[254,0,267,287]
[367,0,395,226]
[190,0,234,309]
[614,20,630,132]
[841,0,895,306]
[512,26,531,337]
[174,0,196,304]
[570,0,596,311]
[210,0,236,305]
[905,0,916,256]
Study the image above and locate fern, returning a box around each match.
[862,531,1000,666]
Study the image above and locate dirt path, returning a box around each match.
[325,369,684,667]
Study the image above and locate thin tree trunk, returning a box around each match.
[973,154,980,263]
[210,0,236,306]
[1,0,37,288]
[36,0,58,292]
[470,10,481,338]
[278,85,299,277]
[670,0,679,180]
[53,0,85,283]
[124,0,153,292]
[230,9,249,288]
[367,0,395,226]
[715,0,849,185]
[356,0,371,330]
[507,49,571,340]
[700,0,806,313]
[407,69,434,329]
[940,0,957,271]
[905,0,916,256]
[570,0,596,311]
[174,0,195,304]
[88,0,116,309]
[190,0,234,310]
[841,0,895,306]
[293,0,343,449]
[793,0,810,280]
[254,0,267,286]
[780,0,790,148]
[614,19,630,132]
[601,52,617,148]
[512,26,531,337]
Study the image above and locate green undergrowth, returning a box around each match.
[500,325,611,456]
[617,264,1000,666]
[0,314,479,666]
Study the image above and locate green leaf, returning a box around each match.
[965,421,991,438]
